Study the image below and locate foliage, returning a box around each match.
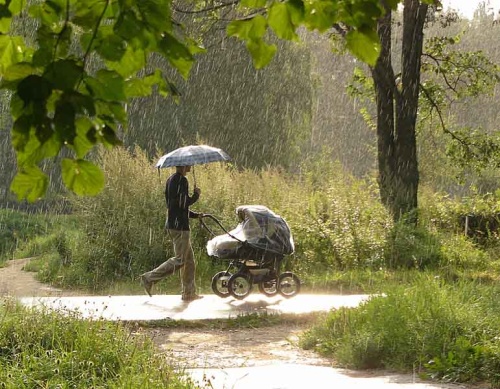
[2,0,447,202]
[0,208,51,262]
[6,146,500,294]
[2,0,202,201]
[12,145,499,292]
[0,300,197,388]
[384,221,443,269]
[32,146,394,290]
[420,189,500,246]
[300,276,500,385]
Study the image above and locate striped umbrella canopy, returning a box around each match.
[155,145,231,168]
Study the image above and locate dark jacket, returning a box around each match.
[165,172,200,231]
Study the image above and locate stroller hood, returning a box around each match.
[207,205,295,257]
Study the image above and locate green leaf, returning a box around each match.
[8,0,24,15]
[95,100,127,125]
[17,75,52,104]
[227,15,267,40]
[268,2,299,41]
[159,33,194,79]
[0,35,27,73]
[303,0,338,32]
[54,101,76,143]
[345,27,380,66]
[137,0,172,31]
[125,72,160,98]
[61,158,105,196]
[0,4,12,34]
[2,62,35,82]
[115,10,144,42]
[97,33,127,61]
[10,166,49,202]
[157,72,181,100]
[17,128,62,167]
[11,114,32,152]
[246,39,277,69]
[0,0,24,32]
[287,0,305,25]
[99,125,122,148]
[66,91,96,116]
[384,0,400,9]
[85,70,126,101]
[105,45,146,77]
[45,59,83,91]
[29,1,63,28]
[72,117,95,158]
[240,0,266,8]
[73,0,108,29]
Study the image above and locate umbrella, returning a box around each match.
[155,145,231,168]
[155,145,231,186]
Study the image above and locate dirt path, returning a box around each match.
[0,258,333,370]
[0,258,80,297]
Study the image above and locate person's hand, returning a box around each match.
[194,187,201,195]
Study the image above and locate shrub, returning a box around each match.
[384,222,443,269]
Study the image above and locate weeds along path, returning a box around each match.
[0,258,332,369]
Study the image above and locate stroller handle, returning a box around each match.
[199,213,245,243]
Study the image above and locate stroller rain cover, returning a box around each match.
[207,205,295,258]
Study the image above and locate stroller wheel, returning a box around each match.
[228,274,252,300]
[258,279,278,296]
[211,271,233,298]
[278,272,301,298]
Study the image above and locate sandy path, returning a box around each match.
[0,258,80,297]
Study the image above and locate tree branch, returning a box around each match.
[420,82,474,158]
[173,0,239,14]
[422,52,458,94]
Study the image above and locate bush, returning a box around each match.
[300,275,500,385]
[384,222,443,269]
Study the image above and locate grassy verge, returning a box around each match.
[300,274,500,386]
[0,299,199,388]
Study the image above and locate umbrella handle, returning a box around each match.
[192,166,197,189]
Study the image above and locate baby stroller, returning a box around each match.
[201,205,301,300]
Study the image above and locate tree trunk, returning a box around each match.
[371,0,427,222]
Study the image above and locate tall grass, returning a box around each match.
[52,147,394,290]
[0,209,72,264]
[300,275,500,386]
[0,300,198,388]
[17,146,497,293]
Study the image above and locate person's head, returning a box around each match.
[176,166,191,176]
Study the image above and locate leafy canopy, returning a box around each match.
[0,0,437,200]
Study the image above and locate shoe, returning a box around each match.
[181,294,203,302]
[140,275,153,297]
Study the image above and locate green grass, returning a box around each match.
[0,299,199,388]
[134,312,322,330]
[300,274,500,386]
[4,147,500,387]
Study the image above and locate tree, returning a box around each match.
[371,0,426,221]
[1,0,402,202]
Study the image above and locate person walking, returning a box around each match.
[140,165,203,301]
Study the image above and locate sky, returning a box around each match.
[443,0,500,18]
